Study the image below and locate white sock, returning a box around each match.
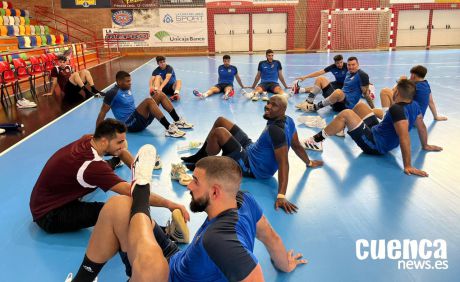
[224,89,230,95]
[203,91,210,97]
[299,87,307,93]
[174,90,180,95]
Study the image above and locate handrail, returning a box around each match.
[35,5,97,40]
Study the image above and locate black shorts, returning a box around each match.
[258,82,280,93]
[35,200,104,233]
[331,100,347,112]
[330,81,344,90]
[125,110,155,132]
[162,83,175,96]
[214,83,233,93]
[224,125,254,177]
[348,115,382,155]
[63,82,84,102]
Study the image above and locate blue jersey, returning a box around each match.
[152,65,176,86]
[103,85,135,122]
[372,102,422,154]
[324,63,348,84]
[258,60,282,83]
[218,64,238,85]
[342,69,369,109]
[247,116,296,179]
[414,80,431,116]
[169,191,262,282]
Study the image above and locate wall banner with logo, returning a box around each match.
[111,9,160,28]
[61,0,111,8]
[157,8,208,46]
[159,0,206,8]
[110,0,159,9]
[103,28,153,47]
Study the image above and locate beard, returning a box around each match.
[189,192,210,213]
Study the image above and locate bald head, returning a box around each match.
[195,156,242,196]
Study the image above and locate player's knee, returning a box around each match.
[215,116,227,126]
[339,109,354,120]
[101,196,131,220]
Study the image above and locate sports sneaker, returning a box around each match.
[174,117,193,129]
[165,124,186,138]
[291,80,300,94]
[165,209,190,244]
[170,93,180,101]
[16,98,37,109]
[261,92,269,101]
[297,116,326,128]
[65,273,97,282]
[251,92,260,101]
[296,101,316,112]
[106,156,123,170]
[368,84,376,100]
[193,89,205,99]
[336,129,345,137]
[227,89,235,98]
[302,138,323,151]
[0,128,5,134]
[131,144,156,188]
[171,163,193,186]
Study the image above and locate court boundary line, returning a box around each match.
[0,58,155,158]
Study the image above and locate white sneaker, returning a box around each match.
[17,98,37,109]
[65,273,97,282]
[261,92,269,101]
[297,116,326,128]
[242,89,253,99]
[131,144,156,188]
[0,128,5,135]
[165,209,190,244]
[174,117,193,129]
[295,101,316,112]
[165,124,186,138]
[302,138,323,151]
[336,129,345,137]
[251,92,260,101]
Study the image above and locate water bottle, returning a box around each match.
[177,141,203,152]
[0,123,24,131]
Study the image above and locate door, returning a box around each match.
[214,14,249,52]
[230,14,249,52]
[215,14,233,52]
[252,13,271,51]
[396,10,430,47]
[431,10,460,46]
[269,13,287,50]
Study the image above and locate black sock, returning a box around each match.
[82,87,93,97]
[91,86,100,94]
[313,131,326,142]
[130,184,151,221]
[168,109,180,122]
[181,141,208,163]
[73,254,105,282]
[159,117,171,129]
[306,93,315,103]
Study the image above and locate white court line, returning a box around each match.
[0,57,155,158]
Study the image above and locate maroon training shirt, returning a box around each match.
[30,135,125,221]
[50,65,72,92]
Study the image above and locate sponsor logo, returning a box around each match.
[356,239,448,270]
[112,10,134,27]
[154,30,205,43]
[105,30,150,41]
[163,14,174,24]
[75,0,96,7]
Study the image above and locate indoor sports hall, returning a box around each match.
[0,1,459,281]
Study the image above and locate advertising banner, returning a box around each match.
[110,0,159,9]
[61,0,111,8]
[111,9,160,28]
[159,0,206,8]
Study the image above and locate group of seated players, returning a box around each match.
[29,49,445,281]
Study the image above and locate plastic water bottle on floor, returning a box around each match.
[177,141,203,152]
[0,123,24,131]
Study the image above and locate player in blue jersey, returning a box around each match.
[292,54,348,96]
[193,55,246,100]
[96,71,192,138]
[150,56,182,101]
[249,49,290,101]
[181,95,323,213]
[296,56,375,112]
[67,155,307,282]
[378,65,447,121]
[303,79,442,177]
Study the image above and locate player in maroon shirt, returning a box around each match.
[29,118,189,233]
[47,55,104,102]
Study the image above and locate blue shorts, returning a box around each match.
[258,82,280,93]
[224,125,254,177]
[125,110,155,132]
[214,83,233,92]
[348,116,382,155]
